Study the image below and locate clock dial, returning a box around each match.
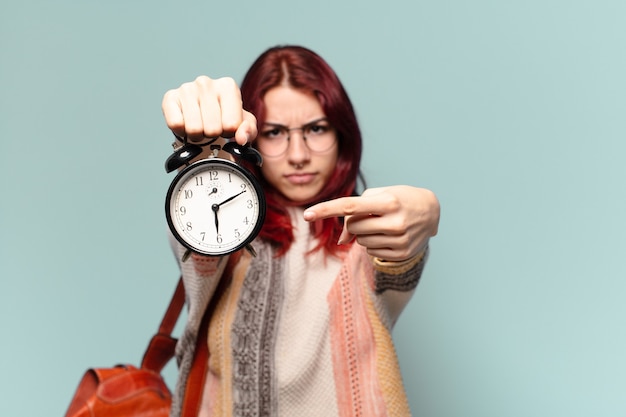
[166,158,265,256]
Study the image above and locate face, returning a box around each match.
[258,86,338,205]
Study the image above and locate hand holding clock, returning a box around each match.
[162,76,257,145]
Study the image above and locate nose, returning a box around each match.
[286,129,310,166]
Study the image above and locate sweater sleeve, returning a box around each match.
[371,246,429,328]
[372,246,429,294]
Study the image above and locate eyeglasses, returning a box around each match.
[256,118,336,157]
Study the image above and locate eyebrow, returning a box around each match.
[262,117,329,129]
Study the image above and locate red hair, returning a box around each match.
[240,45,363,257]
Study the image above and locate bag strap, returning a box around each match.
[157,277,186,335]
[141,277,185,373]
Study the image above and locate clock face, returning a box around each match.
[166,158,265,256]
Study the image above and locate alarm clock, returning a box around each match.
[164,138,265,260]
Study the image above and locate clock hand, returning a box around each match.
[210,189,246,235]
[208,187,218,196]
[212,204,219,233]
[217,189,247,207]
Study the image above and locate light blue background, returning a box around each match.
[1,0,625,416]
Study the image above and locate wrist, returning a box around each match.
[371,246,428,275]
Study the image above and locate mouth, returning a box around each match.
[285,172,316,185]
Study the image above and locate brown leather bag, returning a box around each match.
[64,278,185,417]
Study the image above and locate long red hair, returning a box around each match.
[240,45,363,257]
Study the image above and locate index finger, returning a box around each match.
[303,196,382,222]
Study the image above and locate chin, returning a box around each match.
[279,186,322,206]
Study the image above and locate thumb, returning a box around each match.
[337,221,355,245]
[234,112,258,145]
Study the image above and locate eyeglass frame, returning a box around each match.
[256,117,337,157]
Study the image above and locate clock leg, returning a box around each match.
[245,244,257,257]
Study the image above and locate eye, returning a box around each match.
[260,127,284,139]
[306,123,330,136]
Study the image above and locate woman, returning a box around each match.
[162,45,440,417]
